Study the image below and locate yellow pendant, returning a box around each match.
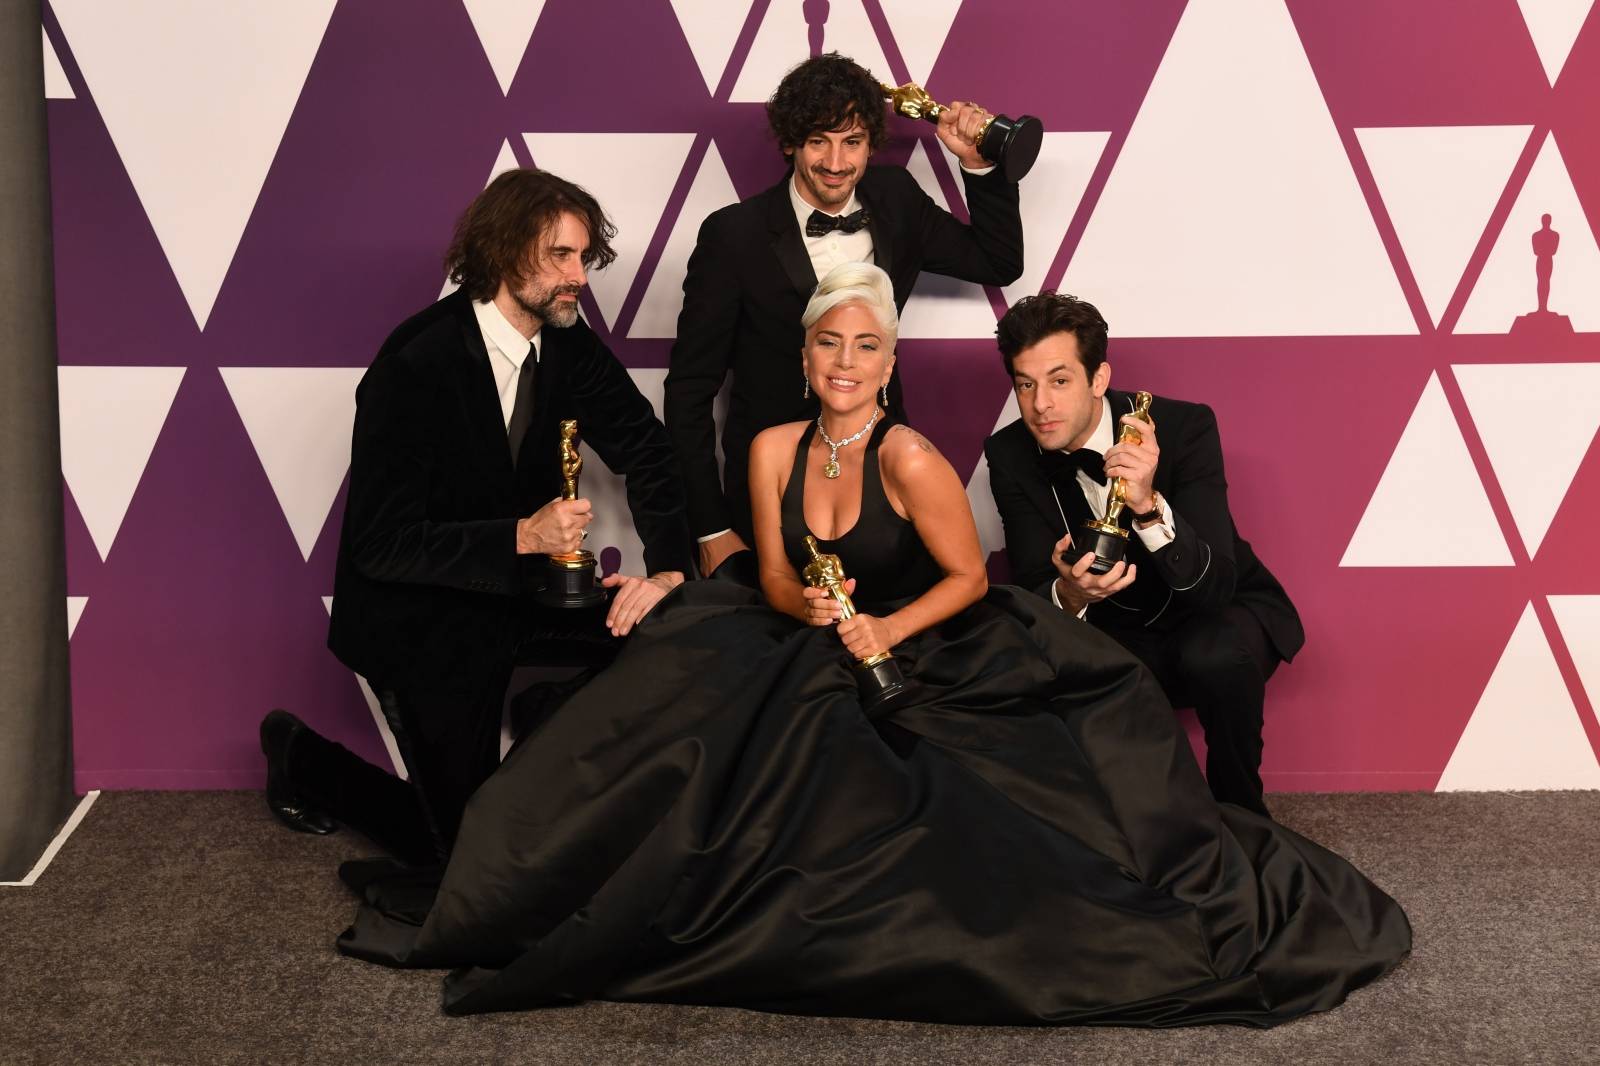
[824,459,841,479]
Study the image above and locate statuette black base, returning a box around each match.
[1060,522,1129,576]
[983,113,1044,182]
[857,655,910,710]
[537,556,608,609]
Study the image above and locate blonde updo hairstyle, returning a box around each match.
[800,262,899,352]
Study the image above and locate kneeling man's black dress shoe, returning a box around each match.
[261,709,338,835]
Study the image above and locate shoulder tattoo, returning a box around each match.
[892,426,936,454]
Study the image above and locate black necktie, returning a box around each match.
[805,207,871,238]
[506,346,535,469]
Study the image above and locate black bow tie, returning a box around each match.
[1039,447,1105,487]
[805,207,871,238]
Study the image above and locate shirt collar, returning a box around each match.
[1084,395,1115,454]
[473,298,539,369]
[789,172,861,233]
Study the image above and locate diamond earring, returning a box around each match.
[804,371,811,400]
[880,381,889,408]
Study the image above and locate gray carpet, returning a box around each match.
[2,790,1596,1065]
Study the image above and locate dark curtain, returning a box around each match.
[0,0,76,880]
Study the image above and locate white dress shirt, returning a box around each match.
[785,159,998,286]
[789,175,876,282]
[473,298,540,429]
[1050,395,1178,614]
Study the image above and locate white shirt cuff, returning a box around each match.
[696,528,733,544]
[959,162,996,177]
[1133,497,1177,553]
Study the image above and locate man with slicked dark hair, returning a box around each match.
[984,292,1303,817]
[665,52,1025,583]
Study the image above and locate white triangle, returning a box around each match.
[441,139,524,299]
[1549,595,1600,711]
[1457,132,1600,333]
[1340,372,1513,567]
[1437,603,1600,790]
[51,2,337,329]
[58,366,186,562]
[43,29,73,99]
[877,0,962,85]
[221,367,366,561]
[670,0,756,93]
[1516,0,1595,85]
[917,129,1111,293]
[1003,131,1111,304]
[522,133,696,329]
[965,394,1025,559]
[1454,363,1600,557]
[899,140,997,339]
[729,0,895,103]
[67,597,89,640]
[573,369,669,577]
[462,0,547,94]
[1060,0,1415,337]
[630,142,740,338]
[1356,125,1534,327]
[322,597,408,779]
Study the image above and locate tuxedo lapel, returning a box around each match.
[857,179,894,280]
[1002,430,1079,537]
[765,177,818,300]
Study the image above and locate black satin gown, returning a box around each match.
[338,420,1410,1025]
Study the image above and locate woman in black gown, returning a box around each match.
[339,264,1410,1025]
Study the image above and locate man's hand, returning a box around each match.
[1051,533,1136,615]
[697,530,749,577]
[516,497,593,555]
[1104,413,1159,517]
[836,612,899,661]
[936,100,991,170]
[802,579,855,626]
[601,570,684,636]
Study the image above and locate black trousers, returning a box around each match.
[290,602,617,865]
[1101,603,1279,817]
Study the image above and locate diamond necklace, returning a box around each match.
[816,406,881,479]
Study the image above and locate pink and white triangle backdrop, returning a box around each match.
[41,0,1600,792]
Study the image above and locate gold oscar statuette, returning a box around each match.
[1068,391,1154,576]
[538,419,607,608]
[880,80,1043,182]
[803,535,909,708]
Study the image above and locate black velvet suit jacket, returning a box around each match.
[328,290,692,692]
[664,164,1023,541]
[984,389,1304,663]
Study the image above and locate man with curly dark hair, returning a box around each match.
[259,168,692,864]
[665,52,1025,581]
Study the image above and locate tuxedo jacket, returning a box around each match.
[984,389,1304,663]
[664,164,1023,542]
[328,290,693,692]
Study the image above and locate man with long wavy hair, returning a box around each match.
[665,52,1025,583]
[260,168,692,865]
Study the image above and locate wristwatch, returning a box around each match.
[1131,494,1164,526]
